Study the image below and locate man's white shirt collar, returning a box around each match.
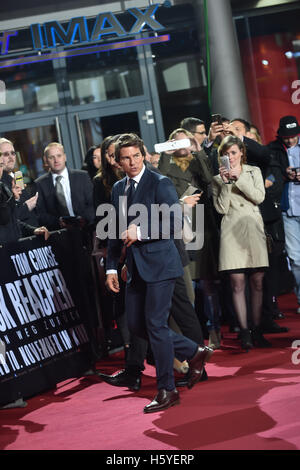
[52,166,68,183]
[126,164,145,186]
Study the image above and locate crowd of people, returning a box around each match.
[0,113,300,413]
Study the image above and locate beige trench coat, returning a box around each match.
[212,164,269,272]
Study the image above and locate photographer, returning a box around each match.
[0,153,49,244]
[158,128,221,349]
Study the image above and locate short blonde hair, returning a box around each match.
[0,137,13,148]
[168,128,194,140]
[44,142,65,158]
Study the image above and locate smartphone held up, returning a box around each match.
[14,170,25,189]
[154,138,191,153]
[219,155,230,171]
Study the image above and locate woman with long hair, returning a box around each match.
[93,135,130,356]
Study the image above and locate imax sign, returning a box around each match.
[0,4,169,69]
[0,4,165,55]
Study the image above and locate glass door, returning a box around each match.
[66,101,158,168]
[0,113,74,180]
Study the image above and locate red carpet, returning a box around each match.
[1,293,300,451]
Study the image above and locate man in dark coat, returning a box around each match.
[35,142,94,231]
[268,116,300,314]
[105,133,213,413]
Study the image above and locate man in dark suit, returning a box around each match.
[105,133,212,414]
[35,142,94,230]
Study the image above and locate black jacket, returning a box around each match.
[35,168,94,230]
[0,181,36,244]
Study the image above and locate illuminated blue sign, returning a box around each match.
[0,4,169,68]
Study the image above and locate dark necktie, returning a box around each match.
[55,175,69,216]
[126,178,136,225]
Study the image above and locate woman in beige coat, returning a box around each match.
[212,135,270,350]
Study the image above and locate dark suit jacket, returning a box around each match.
[106,167,183,283]
[35,168,94,230]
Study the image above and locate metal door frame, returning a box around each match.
[66,98,158,168]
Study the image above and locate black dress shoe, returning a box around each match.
[261,319,289,334]
[240,328,253,351]
[143,389,180,414]
[176,367,208,387]
[97,369,141,391]
[187,346,213,389]
[251,327,272,348]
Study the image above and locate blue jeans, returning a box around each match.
[282,213,300,304]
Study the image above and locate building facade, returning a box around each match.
[0,0,299,178]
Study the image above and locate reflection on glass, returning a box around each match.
[0,62,59,117]
[152,29,209,135]
[236,8,300,144]
[79,112,141,158]
[67,47,143,105]
[3,125,57,180]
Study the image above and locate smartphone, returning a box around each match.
[220,155,230,171]
[291,167,300,185]
[154,138,190,153]
[14,170,25,189]
[211,114,222,125]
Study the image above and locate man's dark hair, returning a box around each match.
[230,118,251,133]
[180,117,205,133]
[114,133,146,162]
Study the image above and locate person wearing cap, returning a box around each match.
[268,116,300,314]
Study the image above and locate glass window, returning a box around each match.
[66,46,143,105]
[3,125,58,180]
[79,112,141,157]
[152,28,209,136]
[0,61,60,117]
[235,6,300,144]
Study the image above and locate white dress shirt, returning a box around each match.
[52,167,75,216]
[106,165,146,275]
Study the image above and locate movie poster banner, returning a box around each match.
[0,229,95,406]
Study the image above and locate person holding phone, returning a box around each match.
[158,128,222,350]
[212,135,270,350]
[268,115,300,315]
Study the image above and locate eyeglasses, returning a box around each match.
[192,131,206,136]
[1,151,16,157]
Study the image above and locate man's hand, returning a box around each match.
[182,193,202,207]
[12,184,22,201]
[121,223,138,247]
[34,226,50,241]
[121,265,127,282]
[227,122,243,139]
[208,122,224,143]
[286,166,297,181]
[25,192,38,211]
[106,273,120,293]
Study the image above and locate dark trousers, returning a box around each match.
[170,275,204,345]
[126,265,197,391]
[262,240,285,322]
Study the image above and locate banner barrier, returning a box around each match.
[0,229,98,406]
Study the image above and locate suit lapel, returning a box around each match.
[131,167,151,204]
[68,169,76,210]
